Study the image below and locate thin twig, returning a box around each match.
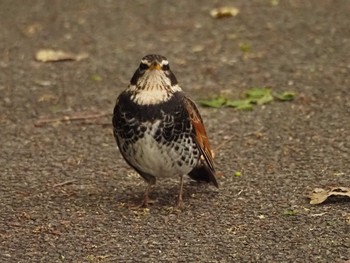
[236,189,244,196]
[53,179,77,187]
[34,111,111,127]
[214,135,235,152]
[243,126,265,137]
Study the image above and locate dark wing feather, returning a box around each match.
[112,95,156,184]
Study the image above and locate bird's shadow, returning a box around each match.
[115,180,219,208]
[47,178,218,212]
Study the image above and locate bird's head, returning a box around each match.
[128,54,181,105]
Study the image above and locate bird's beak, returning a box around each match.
[149,62,161,70]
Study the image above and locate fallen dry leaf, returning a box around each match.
[308,187,350,205]
[34,80,52,87]
[210,7,239,19]
[35,49,88,62]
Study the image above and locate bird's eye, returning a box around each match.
[162,64,170,71]
[139,63,149,71]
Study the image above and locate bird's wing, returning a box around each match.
[183,96,215,173]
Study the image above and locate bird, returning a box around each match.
[112,54,218,208]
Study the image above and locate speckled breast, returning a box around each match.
[113,91,201,178]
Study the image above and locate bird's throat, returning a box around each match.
[131,88,173,105]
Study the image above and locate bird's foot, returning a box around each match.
[174,197,184,210]
[132,195,155,209]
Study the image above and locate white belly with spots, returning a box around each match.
[118,119,200,179]
[130,133,195,178]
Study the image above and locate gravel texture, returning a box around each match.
[0,1,349,262]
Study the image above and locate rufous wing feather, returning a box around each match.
[183,96,218,187]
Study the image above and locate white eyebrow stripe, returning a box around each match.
[141,58,169,66]
[140,59,151,65]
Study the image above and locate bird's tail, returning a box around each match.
[188,163,219,188]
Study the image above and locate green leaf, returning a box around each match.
[245,87,271,98]
[283,209,298,216]
[256,93,274,105]
[245,87,273,105]
[274,91,296,101]
[226,99,254,110]
[198,96,227,108]
[198,88,295,111]
[234,171,242,177]
[91,74,102,81]
[239,42,251,52]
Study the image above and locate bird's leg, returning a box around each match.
[175,175,185,208]
[138,182,154,208]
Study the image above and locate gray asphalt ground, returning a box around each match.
[1,1,349,262]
